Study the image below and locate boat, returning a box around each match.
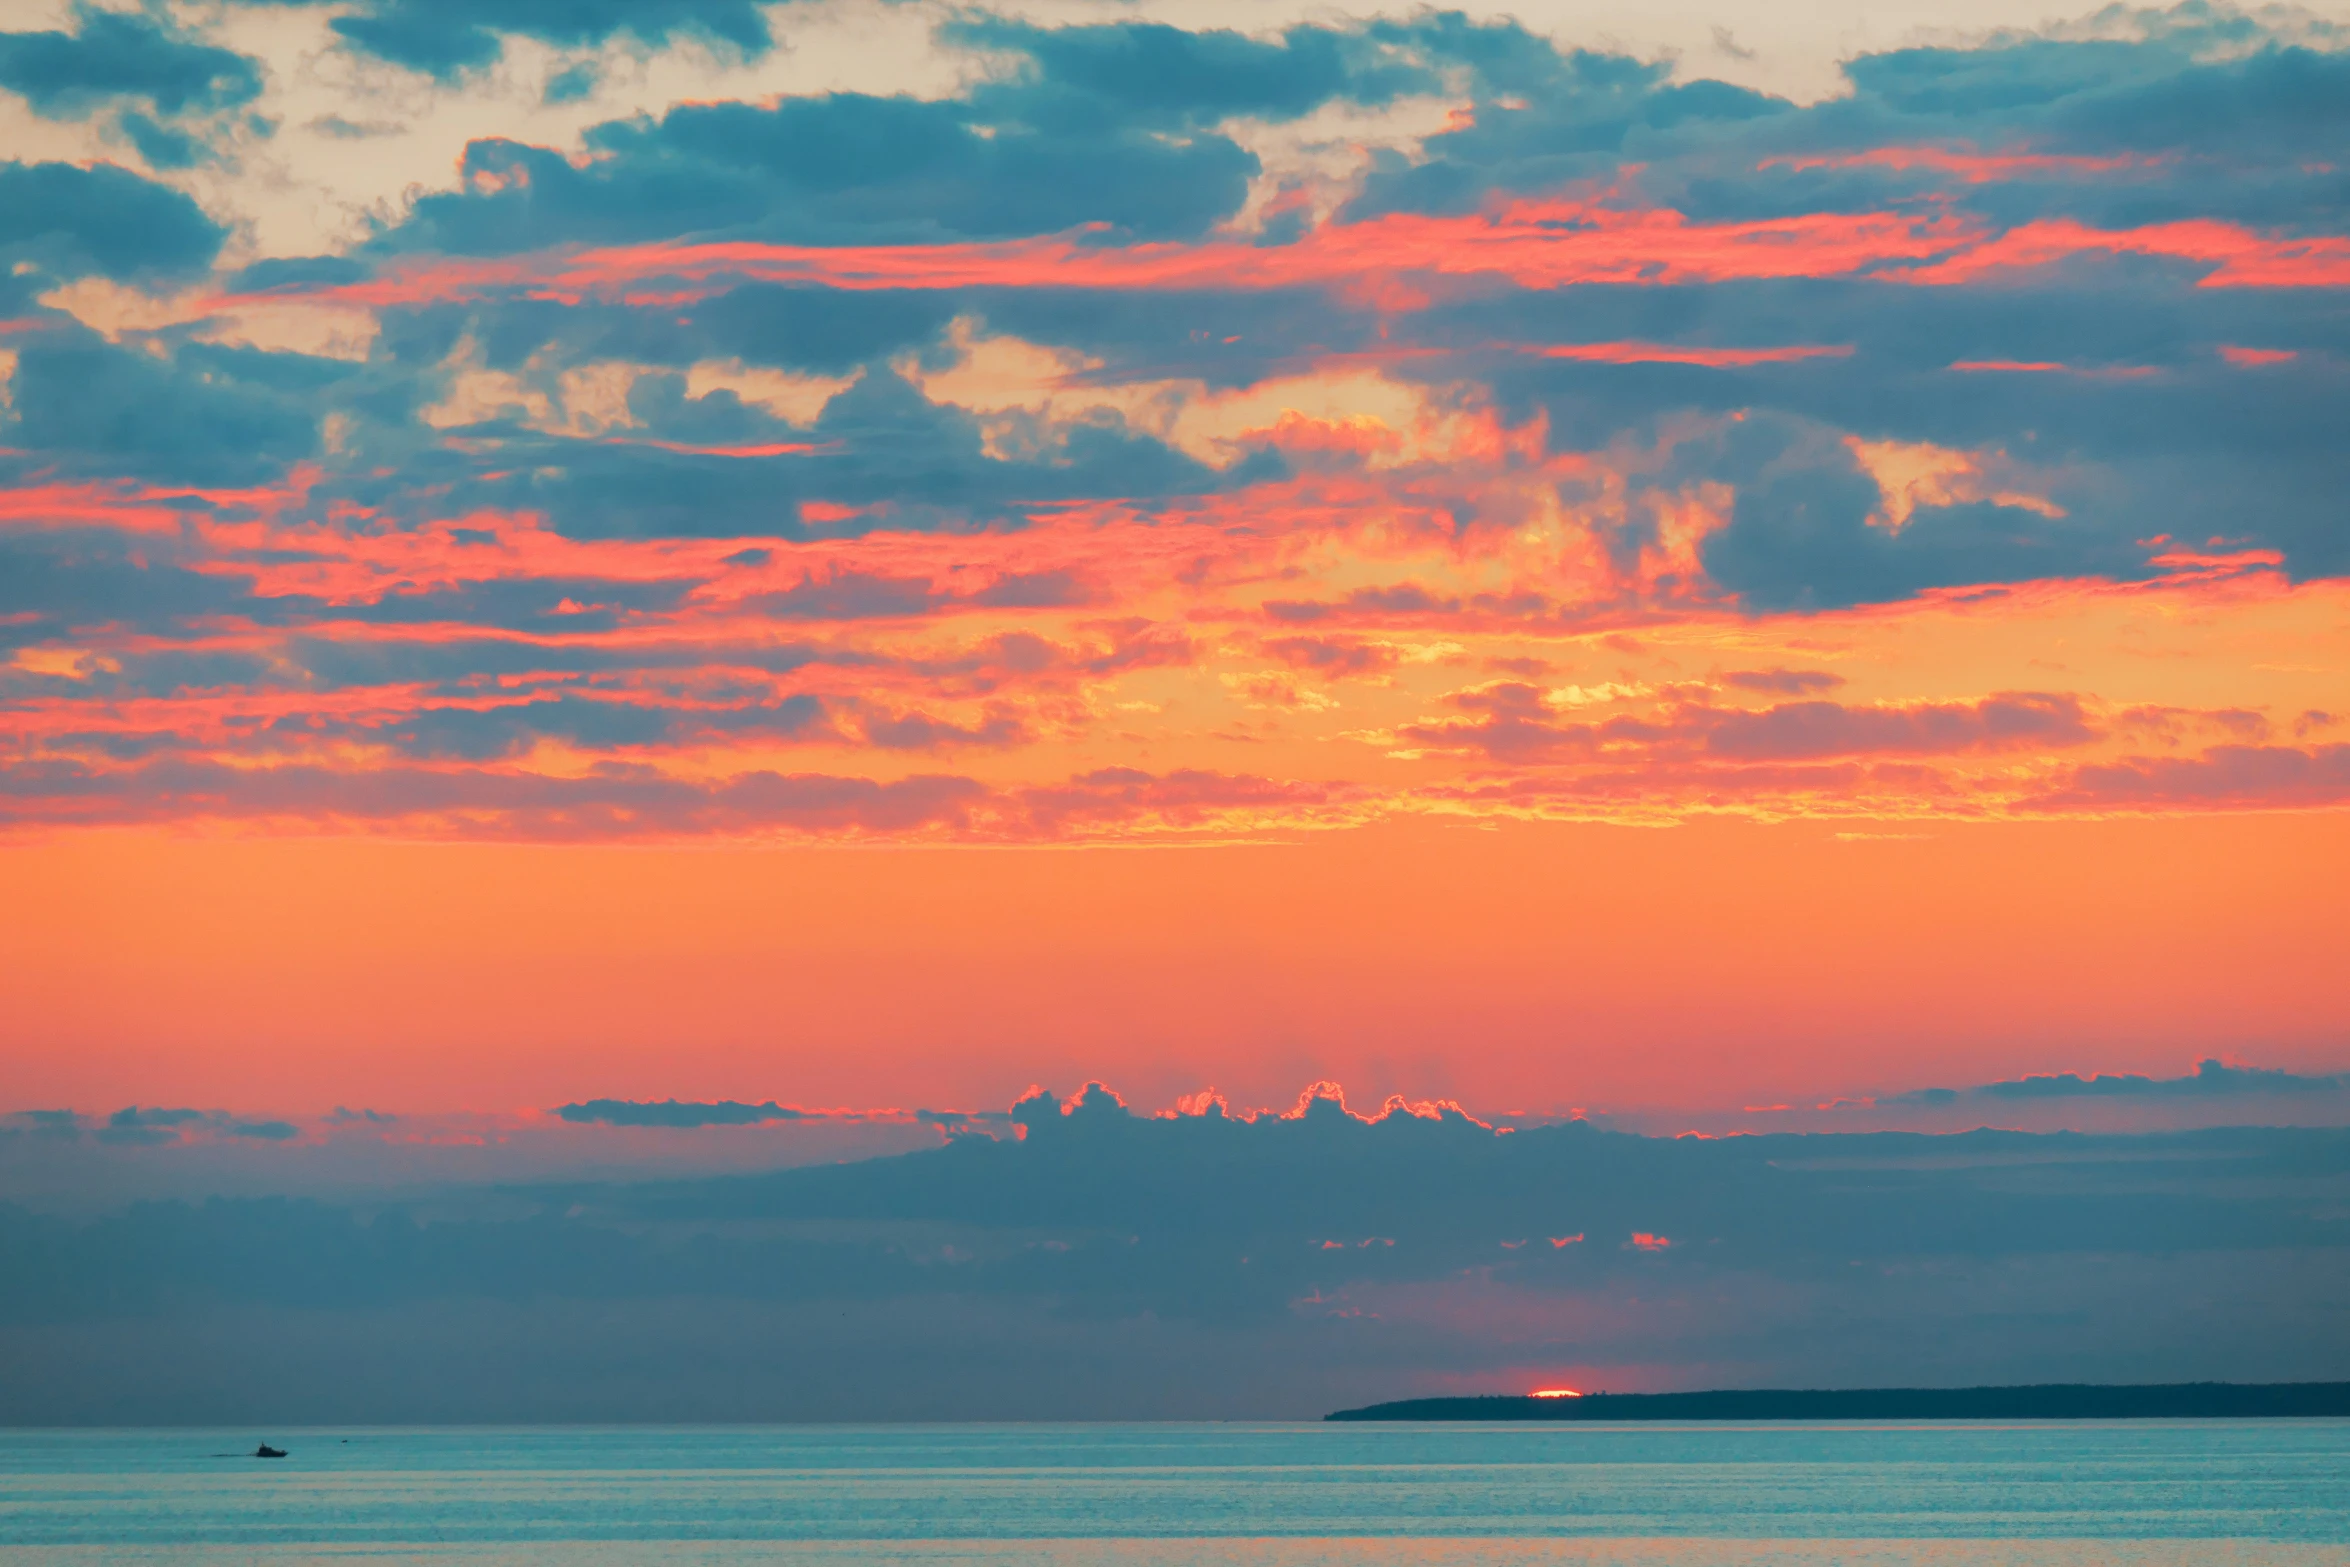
[254,1444,286,1459]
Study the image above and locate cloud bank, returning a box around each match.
[1883,1058,2349,1106]
[2,1079,2345,1421]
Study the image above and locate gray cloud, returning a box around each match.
[3,1083,2346,1419]
[0,1111,85,1141]
[0,9,258,118]
[300,0,773,81]
[1884,1058,2349,1106]
[70,1107,302,1146]
[0,161,225,297]
[555,1099,815,1128]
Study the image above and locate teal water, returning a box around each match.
[2,1422,2346,1565]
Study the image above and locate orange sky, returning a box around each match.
[6,1,2350,1131]
[6,805,2345,1116]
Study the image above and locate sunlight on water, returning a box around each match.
[3,1423,2345,1564]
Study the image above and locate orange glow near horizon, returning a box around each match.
[5,16,2348,1135]
[3,805,2347,1117]
[1530,1389,1586,1398]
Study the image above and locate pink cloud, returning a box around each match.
[1535,342,1854,367]
[223,196,1985,316]
[1910,217,2350,287]
[1948,360,2161,378]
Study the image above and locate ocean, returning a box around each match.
[2,1421,2345,1565]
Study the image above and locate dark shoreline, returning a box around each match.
[1327,1382,2350,1421]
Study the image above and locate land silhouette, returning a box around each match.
[1328,1382,2350,1420]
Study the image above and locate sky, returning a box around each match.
[2,0,2348,1419]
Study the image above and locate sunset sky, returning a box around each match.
[5,0,2348,1129]
[2,0,2349,1419]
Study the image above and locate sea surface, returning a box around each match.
[2,1421,2346,1565]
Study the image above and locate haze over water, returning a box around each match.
[4,1422,2346,1564]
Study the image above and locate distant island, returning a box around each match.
[1327,1382,2350,1421]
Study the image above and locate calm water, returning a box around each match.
[2,1422,2346,1565]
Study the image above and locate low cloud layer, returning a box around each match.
[7,1105,300,1146]
[3,1079,2346,1421]
[555,1098,821,1128]
[1883,1058,2348,1106]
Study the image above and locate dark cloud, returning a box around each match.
[0,1111,85,1141]
[292,0,772,81]
[2,10,2347,839]
[370,15,1499,253]
[385,364,1232,544]
[555,1099,814,1128]
[90,1107,299,1146]
[5,339,322,485]
[0,161,225,287]
[306,693,827,761]
[689,284,959,375]
[228,254,373,292]
[1338,27,1766,223]
[1884,1059,2349,1106]
[1692,417,2151,612]
[1350,15,2348,236]
[0,526,292,644]
[384,91,1258,255]
[230,12,2343,593]
[914,1108,1018,1135]
[1,1092,2345,1417]
[0,7,261,122]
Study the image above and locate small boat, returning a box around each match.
[254,1444,286,1459]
